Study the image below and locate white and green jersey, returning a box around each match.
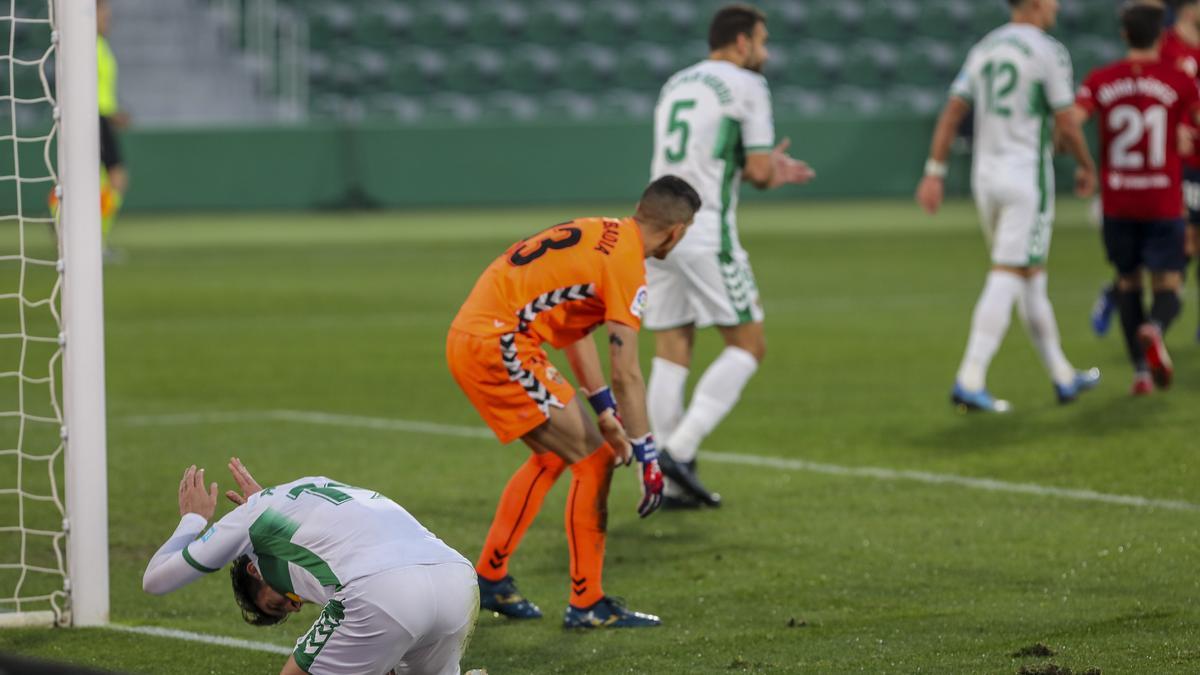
[143,476,468,605]
[651,59,775,255]
[951,23,1075,191]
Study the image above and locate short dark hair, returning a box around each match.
[230,555,288,626]
[708,4,766,51]
[636,176,701,230]
[1169,0,1199,9]
[1123,2,1165,49]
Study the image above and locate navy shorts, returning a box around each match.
[1183,166,1200,225]
[1103,217,1188,274]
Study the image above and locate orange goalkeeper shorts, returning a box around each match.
[446,328,576,444]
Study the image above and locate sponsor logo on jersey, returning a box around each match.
[630,286,648,318]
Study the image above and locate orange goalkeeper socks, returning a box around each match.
[476,451,566,582]
[565,443,616,609]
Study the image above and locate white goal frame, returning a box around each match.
[56,0,109,628]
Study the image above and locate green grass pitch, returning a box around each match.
[0,197,1198,673]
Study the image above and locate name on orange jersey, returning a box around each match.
[1096,77,1180,107]
[594,219,622,256]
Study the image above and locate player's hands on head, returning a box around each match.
[225,457,263,506]
[916,175,945,215]
[596,410,632,466]
[178,465,218,521]
[1074,166,1096,198]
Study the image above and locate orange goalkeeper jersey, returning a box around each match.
[451,217,648,349]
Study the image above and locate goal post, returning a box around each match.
[57,0,108,627]
[0,0,108,628]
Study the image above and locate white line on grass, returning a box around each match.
[102,624,293,656]
[120,409,1200,514]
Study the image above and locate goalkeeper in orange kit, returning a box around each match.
[447,176,700,628]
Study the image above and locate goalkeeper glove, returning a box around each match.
[630,434,663,518]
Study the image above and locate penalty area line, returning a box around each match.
[101,623,293,656]
[118,409,1200,514]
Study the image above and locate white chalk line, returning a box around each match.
[101,623,292,655]
[119,409,1200,514]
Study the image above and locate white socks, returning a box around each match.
[665,346,759,462]
[1016,273,1076,387]
[647,357,689,441]
[957,271,1023,391]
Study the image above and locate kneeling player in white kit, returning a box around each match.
[143,459,478,675]
[916,0,1101,412]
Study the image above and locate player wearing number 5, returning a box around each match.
[917,0,1100,412]
[646,5,815,509]
[447,176,699,628]
[1073,2,1200,394]
[142,460,479,675]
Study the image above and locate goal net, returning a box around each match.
[0,0,107,627]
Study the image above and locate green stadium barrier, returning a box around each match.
[56,115,1080,212]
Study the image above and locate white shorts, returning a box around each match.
[644,248,765,330]
[973,180,1055,267]
[295,562,479,675]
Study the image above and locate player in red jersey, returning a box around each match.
[1161,0,1200,340]
[1075,1,1200,393]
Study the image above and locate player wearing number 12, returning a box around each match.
[447,176,699,628]
[142,460,478,675]
[917,0,1100,412]
[1073,1,1200,394]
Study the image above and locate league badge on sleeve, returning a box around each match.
[630,286,649,319]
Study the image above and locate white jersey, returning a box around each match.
[651,59,775,254]
[143,476,468,606]
[951,23,1075,190]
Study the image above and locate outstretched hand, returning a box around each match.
[178,465,218,521]
[225,457,263,506]
[769,138,816,188]
[596,409,632,466]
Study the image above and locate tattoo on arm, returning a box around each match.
[609,334,624,348]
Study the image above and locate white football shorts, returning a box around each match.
[973,177,1055,267]
[644,247,765,330]
[295,561,479,675]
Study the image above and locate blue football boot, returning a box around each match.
[563,596,661,629]
[1090,284,1116,337]
[951,383,1012,413]
[1055,368,1101,404]
[478,574,542,619]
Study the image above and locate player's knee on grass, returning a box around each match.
[524,401,602,464]
[718,322,766,362]
[1151,271,1183,293]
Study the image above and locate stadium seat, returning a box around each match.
[442,46,505,94]
[354,2,415,48]
[541,90,601,121]
[595,89,655,120]
[467,1,529,45]
[387,47,448,94]
[772,86,828,116]
[502,45,563,93]
[922,0,971,41]
[525,0,586,45]
[615,43,677,91]
[807,0,864,42]
[966,1,1009,38]
[306,3,355,52]
[861,0,918,42]
[640,2,701,44]
[484,91,542,122]
[426,93,485,123]
[883,85,945,116]
[896,39,958,88]
[1071,37,1122,80]
[764,1,809,41]
[582,2,642,43]
[411,2,471,46]
[841,40,899,88]
[362,93,425,123]
[828,86,884,116]
[782,41,843,88]
[560,43,619,92]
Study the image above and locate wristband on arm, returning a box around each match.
[587,386,617,417]
[630,434,658,464]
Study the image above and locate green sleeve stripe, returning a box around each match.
[182,547,220,574]
[744,145,774,153]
